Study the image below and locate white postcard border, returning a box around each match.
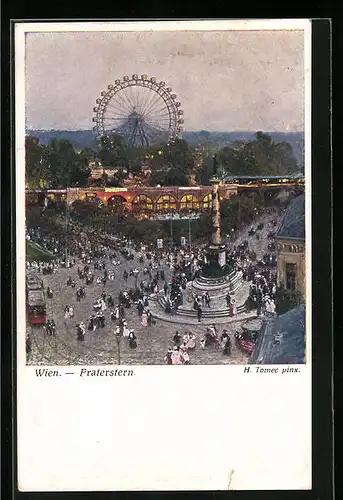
[15,20,312,492]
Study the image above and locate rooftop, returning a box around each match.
[275,194,305,240]
[250,304,306,364]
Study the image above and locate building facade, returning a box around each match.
[26,184,238,213]
[275,194,305,298]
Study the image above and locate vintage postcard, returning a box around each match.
[16,20,312,491]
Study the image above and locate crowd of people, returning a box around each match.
[225,216,279,317]
[163,324,233,364]
[25,204,283,363]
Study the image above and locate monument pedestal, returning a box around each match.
[207,243,227,268]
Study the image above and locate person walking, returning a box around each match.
[137,300,144,317]
[171,346,183,365]
[64,305,70,319]
[114,305,120,320]
[223,336,231,355]
[182,332,190,346]
[26,334,32,356]
[180,346,190,364]
[164,347,173,365]
[186,332,196,350]
[128,330,137,349]
[173,331,181,348]
[146,309,153,326]
[69,305,74,318]
[197,304,202,322]
[141,310,148,327]
[123,320,130,338]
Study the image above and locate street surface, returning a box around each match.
[27,211,279,366]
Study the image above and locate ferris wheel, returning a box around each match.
[93,74,184,148]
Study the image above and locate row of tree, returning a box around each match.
[216,131,300,177]
[26,131,301,189]
[26,136,92,189]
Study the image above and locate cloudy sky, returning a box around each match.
[25,28,305,132]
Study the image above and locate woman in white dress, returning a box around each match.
[183,332,190,346]
[180,348,190,365]
[186,332,196,350]
[114,306,120,320]
[171,347,182,365]
[122,321,130,337]
[141,310,148,327]
[64,305,70,319]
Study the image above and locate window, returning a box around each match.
[202,194,223,209]
[156,195,177,212]
[285,263,296,291]
[132,195,153,211]
[180,194,199,210]
[107,195,127,209]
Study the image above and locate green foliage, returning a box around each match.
[98,135,126,168]
[71,200,101,220]
[25,136,46,188]
[165,138,195,174]
[149,170,165,186]
[25,133,199,189]
[150,168,189,187]
[220,194,263,233]
[217,131,298,177]
[193,213,213,240]
[274,286,302,315]
[26,241,54,262]
[106,171,125,187]
[196,154,213,185]
[25,135,91,188]
[120,218,167,244]
[78,148,96,167]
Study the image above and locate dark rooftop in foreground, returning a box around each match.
[250,305,306,364]
[275,194,305,240]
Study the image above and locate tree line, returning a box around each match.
[25,131,301,189]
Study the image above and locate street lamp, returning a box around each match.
[170,211,173,248]
[133,268,140,292]
[188,216,192,251]
[115,331,121,365]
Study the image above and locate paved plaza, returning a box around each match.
[26,212,277,366]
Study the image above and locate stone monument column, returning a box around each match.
[208,155,226,267]
[211,178,221,246]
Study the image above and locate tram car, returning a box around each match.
[26,273,44,291]
[234,328,259,355]
[26,274,46,325]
